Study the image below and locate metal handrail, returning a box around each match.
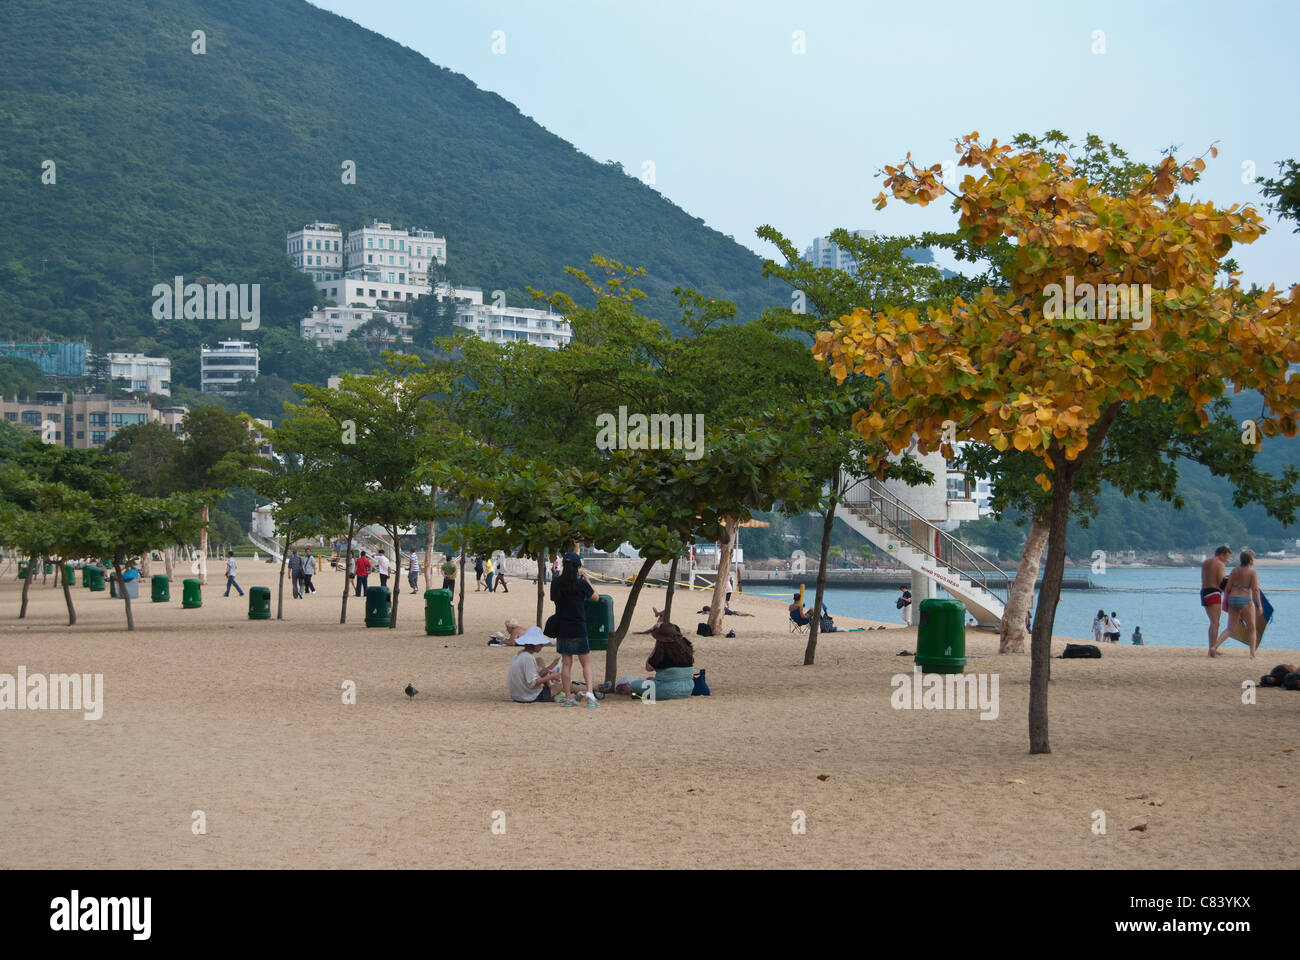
[843,478,1006,605]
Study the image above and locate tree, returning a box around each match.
[175,406,257,583]
[817,133,1300,753]
[1259,159,1300,232]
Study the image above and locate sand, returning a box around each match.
[0,562,1295,869]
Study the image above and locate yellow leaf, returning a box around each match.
[1035,472,1051,491]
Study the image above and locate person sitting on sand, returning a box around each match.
[789,594,812,626]
[602,622,697,700]
[1213,550,1263,659]
[507,633,575,703]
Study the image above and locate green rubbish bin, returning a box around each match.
[81,565,92,587]
[248,585,271,620]
[87,566,106,592]
[182,578,202,609]
[151,575,170,603]
[64,562,75,585]
[423,588,455,636]
[585,594,615,651]
[914,597,967,674]
[364,585,391,628]
[43,561,53,576]
[17,560,29,580]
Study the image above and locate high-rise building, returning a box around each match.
[803,230,876,271]
[0,340,87,378]
[286,222,345,282]
[0,390,185,449]
[200,340,259,394]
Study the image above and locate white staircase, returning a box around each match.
[835,479,1006,627]
[248,530,283,563]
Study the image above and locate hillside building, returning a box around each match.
[803,230,876,271]
[287,222,345,282]
[0,390,186,449]
[107,352,171,397]
[200,340,259,394]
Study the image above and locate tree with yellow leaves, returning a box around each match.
[815,133,1300,754]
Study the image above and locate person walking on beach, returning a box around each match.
[474,555,485,591]
[224,552,244,598]
[408,550,420,595]
[289,550,303,599]
[302,548,316,595]
[441,558,457,594]
[354,551,371,598]
[495,562,509,593]
[550,552,598,708]
[485,556,496,593]
[898,586,913,626]
[1106,611,1122,643]
[1213,550,1264,659]
[1201,545,1231,654]
[376,550,390,588]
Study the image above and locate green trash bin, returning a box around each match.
[914,597,966,674]
[87,566,106,592]
[585,594,615,651]
[151,575,170,603]
[182,578,202,609]
[43,561,53,576]
[423,588,455,635]
[64,562,75,585]
[17,560,29,580]
[81,565,92,587]
[364,585,391,628]
[248,586,271,620]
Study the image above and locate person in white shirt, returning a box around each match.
[1107,612,1122,643]
[376,551,391,588]
[223,553,244,598]
[508,637,564,702]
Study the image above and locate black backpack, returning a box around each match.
[1060,643,1102,659]
[696,622,713,637]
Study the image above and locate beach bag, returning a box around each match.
[895,597,906,609]
[696,622,713,637]
[692,668,710,697]
[820,615,835,633]
[543,614,560,637]
[1060,643,1101,659]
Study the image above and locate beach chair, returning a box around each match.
[789,612,809,634]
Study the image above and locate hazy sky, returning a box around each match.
[311,0,1300,288]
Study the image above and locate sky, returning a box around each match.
[311,0,1300,288]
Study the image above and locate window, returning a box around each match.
[75,413,84,422]
[367,238,373,248]
[398,240,404,251]
[47,412,62,423]
[90,431,107,445]
[76,431,84,439]
[4,411,16,422]
[89,412,108,426]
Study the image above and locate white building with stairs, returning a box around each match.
[833,449,1006,627]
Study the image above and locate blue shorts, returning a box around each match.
[556,635,590,656]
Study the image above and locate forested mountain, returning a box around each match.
[0,0,785,391]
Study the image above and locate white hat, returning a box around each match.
[513,625,552,646]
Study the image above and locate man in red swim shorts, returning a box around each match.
[1200,545,1231,656]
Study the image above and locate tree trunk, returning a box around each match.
[663,555,680,620]
[62,571,77,626]
[340,517,355,625]
[536,555,546,626]
[19,552,35,618]
[805,477,839,665]
[1028,404,1120,755]
[113,560,135,631]
[140,549,151,579]
[277,531,289,620]
[164,546,174,581]
[706,517,738,636]
[424,487,436,590]
[199,503,209,584]
[389,524,401,628]
[603,557,657,683]
[1001,516,1049,654]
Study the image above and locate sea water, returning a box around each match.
[745,566,1300,650]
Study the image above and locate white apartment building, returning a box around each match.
[345,220,446,286]
[200,340,259,394]
[300,307,413,347]
[107,352,172,396]
[314,272,427,307]
[452,298,572,349]
[287,222,345,282]
[804,229,876,271]
[407,228,447,287]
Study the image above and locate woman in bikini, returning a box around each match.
[1211,549,1263,659]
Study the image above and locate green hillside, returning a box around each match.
[0,0,785,382]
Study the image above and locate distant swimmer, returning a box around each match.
[1201,545,1231,656]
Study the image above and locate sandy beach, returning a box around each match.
[1,563,1295,869]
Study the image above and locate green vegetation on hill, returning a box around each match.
[0,0,785,406]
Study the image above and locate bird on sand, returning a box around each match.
[404,683,418,700]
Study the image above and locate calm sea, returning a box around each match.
[743,565,1300,651]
